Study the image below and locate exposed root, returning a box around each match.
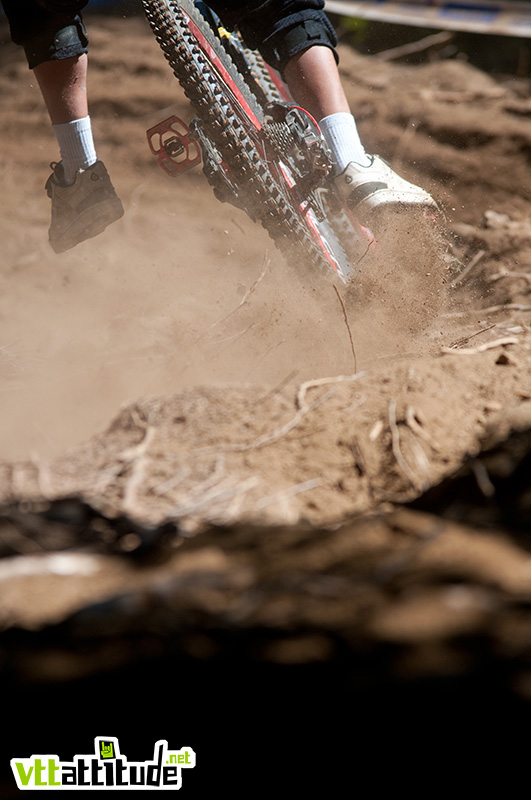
[447,325,496,349]
[219,390,335,453]
[333,285,357,371]
[296,372,366,411]
[449,249,486,287]
[405,406,441,453]
[95,425,156,501]
[28,454,54,499]
[121,426,157,515]
[389,400,422,490]
[488,269,531,285]
[169,476,260,519]
[440,336,519,355]
[256,478,323,510]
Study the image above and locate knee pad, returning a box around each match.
[264,14,338,73]
[23,16,89,69]
[237,4,339,75]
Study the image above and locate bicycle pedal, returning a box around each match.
[146,115,201,177]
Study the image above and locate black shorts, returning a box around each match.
[1,0,89,69]
[208,0,338,73]
[1,0,337,74]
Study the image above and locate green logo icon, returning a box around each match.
[100,742,114,760]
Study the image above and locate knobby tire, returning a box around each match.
[142,0,352,277]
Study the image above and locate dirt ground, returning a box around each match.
[2,10,531,792]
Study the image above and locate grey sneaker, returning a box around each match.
[45,160,124,253]
[334,155,438,226]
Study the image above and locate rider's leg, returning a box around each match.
[34,52,89,124]
[3,0,123,252]
[282,42,438,223]
[211,1,370,170]
[3,0,95,181]
[218,0,437,224]
[34,54,98,184]
[282,46,371,170]
[282,44,349,118]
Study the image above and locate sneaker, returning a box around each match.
[334,155,438,227]
[45,160,124,254]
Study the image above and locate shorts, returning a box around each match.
[1,0,89,69]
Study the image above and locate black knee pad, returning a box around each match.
[25,17,88,69]
[211,1,339,75]
[236,2,339,75]
[2,0,89,69]
[261,13,338,73]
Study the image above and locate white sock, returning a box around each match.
[52,116,97,184]
[319,112,371,174]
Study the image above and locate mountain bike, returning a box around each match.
[141,0,374,285]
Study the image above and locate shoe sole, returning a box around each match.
[50,201,124,254]
[352,191,439,229]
